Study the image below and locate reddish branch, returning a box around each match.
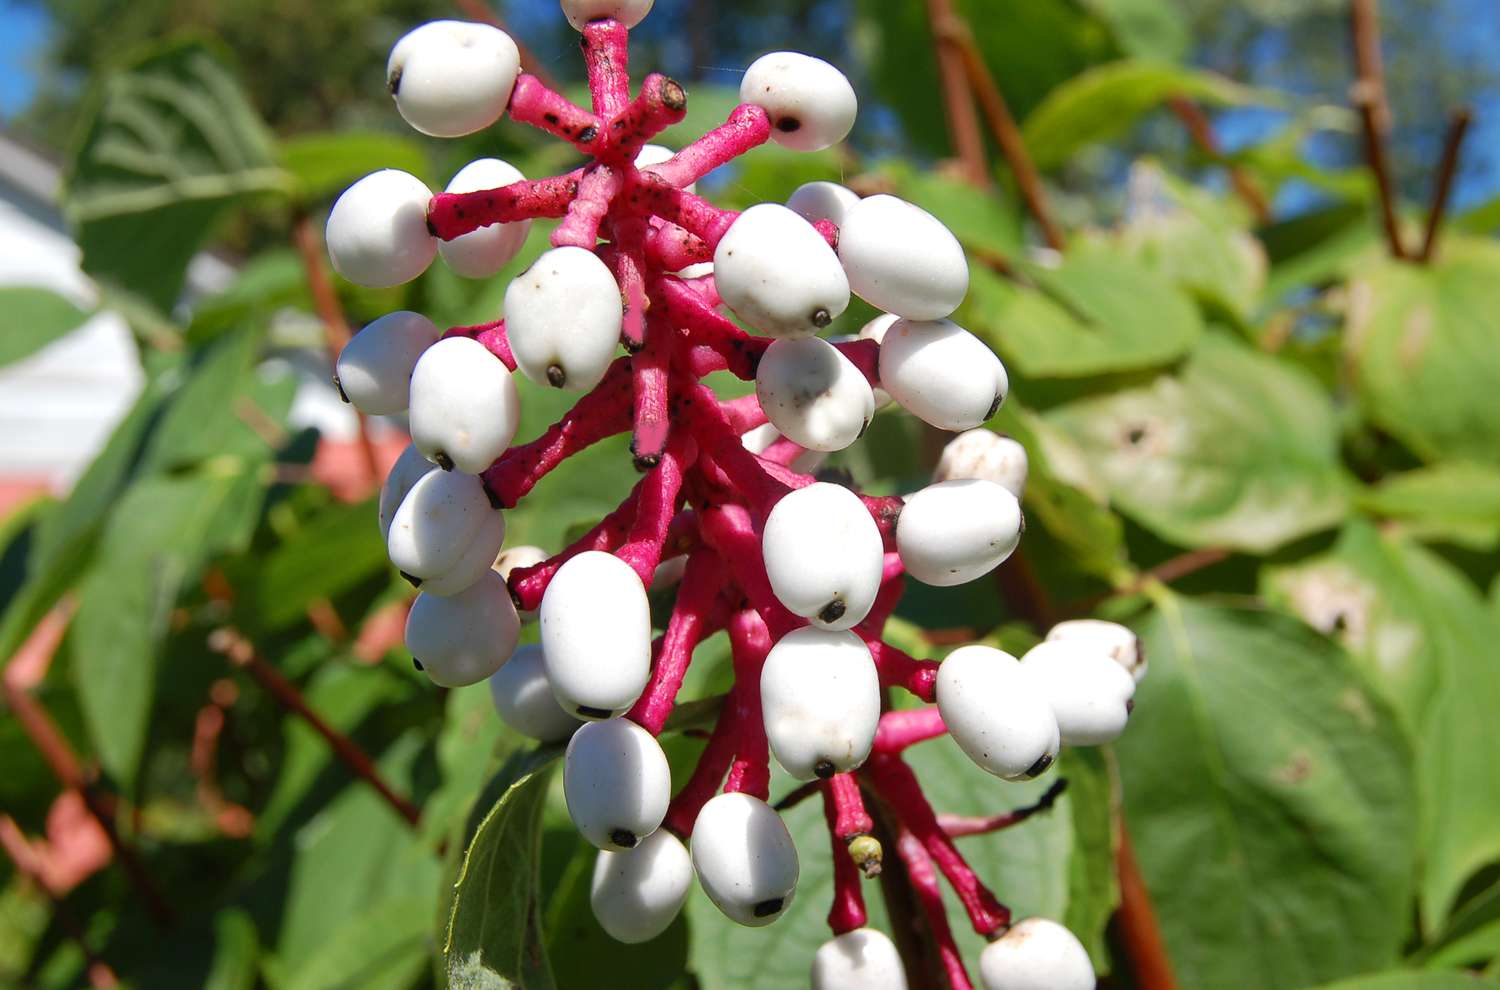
[1419,107,1472,263]
[1349,0,1407,258]
[1167,97,1271,225]
[1116,825,1179,990]
[923,0,990,186]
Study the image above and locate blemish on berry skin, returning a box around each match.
[752,898,784,918]
[387,67,402,96]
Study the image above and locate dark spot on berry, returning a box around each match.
[387,67,402,96]
[332,373,349,403]
[776,116,802,133]
[1125,424,1148,446]
[546,364,567,388]
[752,898,785,918]
[857,416,871,439]
[578,125,598,144]
[1024,753,1055,779]
[813,759,835,779]
[610,828,638,849]
[433,450,455,472]
[399,571,423,588]
[811,308,832,328]
[986,391,1004,421]
[576,704,613,719]
[818,599,846,624]
[1125,699,1135,715]
[412,657,424,671]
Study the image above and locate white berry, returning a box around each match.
[787,181,860,226]
[812,928,908,990]
[540,551,652,718]
[1020,641,1135,746]
[379,443,437,541]
[691,792,799,926]
[506,246,623,391]
[979,918,1096,990]
[636,144,694,194]
[564,718,671,850]
[937,645,1059,781]
[857,313,899,408]
[405,570,519,686]
[762,483,883,630]
[386,470,505,589]
[488,644,580,741]
[879,318,1007,431]
[740,52,857,152]
[387,21,519,137]
[326,170,437,288]
[562,0,655,30]
[418,508,508,595]
[935,429,1028,498]
[493,544,548,581]
[438,159,532,278]
[756,337,875,452]
[897,480,1021,587]
[1046,619,1146,683]
[838,195,968,320]
[408,336,521,474]
[761,626,880,780]
[714,204,849,338]
[335,311,440,415]
[591,827,693,943]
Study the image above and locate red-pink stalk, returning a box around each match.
[893,825,976,990]
[630,310,673,467]
[648,187,739,247]
[628,550,725,733]
[657,276,767,379]
[939,779,1067,838]
[648,221,714,271]
[867,642,938,703]
[832,337,880,388]
[443,319,517,371]
[646,103,772,188]
[823,783,869,936]
[828,773,873,840]
[663,699,739,836]
[553,163,624,248]
[507,73,598,146]
[615,435,694,584]
[508,490,639,610]
[427,170,582,241]
[607,225,650,350]
[696,505,800,639]
[603,73,688,160]
[581,18,631,117]
[873,707,947,753]
[723,608,773,800]
[718,393,770,434]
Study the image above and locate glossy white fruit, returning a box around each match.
[879,319,1007,431]
[326,170,436,288]
[378,443,437,540]
[756,337,875,453]
[387,20,519,137]
[438,159,532,278]
[419,509,508,595]
[838,195,968,319]
[1019,641,1136,746]
[488,644,580,741]
[740,52,857,152]
[934,429,1028,498]
[897,480,1022,587]
[493,544,548,580]
[691,793,799,926]
[540,551,652,718]
[1046,619,1146,683]
[714,204,849,338]
[335,311,440,415]
[562,0,655,30]
[739,423,827,476]
[590,828,693,943]
[936,645,1059,780]
[979,918,1096,990]
[812,928,908,990]
[761,627,880,780]
[565,718,671,850]
[405,570,520,686]
[635,143,695,194]
[787,181,860,226]
[386,470,505,588]
[506,246,623,391]
[762,483,883,630]
[408,336,521,474]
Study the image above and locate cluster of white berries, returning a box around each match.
[326,3,1148,987]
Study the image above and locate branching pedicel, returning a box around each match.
[327,3,1144,987]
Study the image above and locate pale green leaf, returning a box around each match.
[280,130,430,203]
[1356,462,1500,550]
[0,288,93,368]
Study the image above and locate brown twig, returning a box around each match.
[453,0,561,91]
[1068,546,1231,616]
[939,779,1067,837]
[1116,824,1178,990]
[208,628,423,828]
[1166,97,1271,225]
[1418,107,1472,262]
[923,0,990,187]
[1349,0,1407,259]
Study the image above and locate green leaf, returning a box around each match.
[282,895,433,990]
[1021,60,1264,171]
[890,166,1023,256]
[1060,748,1118,966]
[1313,973,1490,990]
[1345,237,1500,463]
[240,497,389,633]
[280,130,430,203]
[445,749,562,990]
[1264,524,1500,931]
[203,910,260,990]
[965,247,1201,378]
[1261,202,1376,302]
[1116,598,1417,989]
[1420,881,1500,971]
[64,37,290,310]
[0,288,93,368]
[1356,462,1500,550]
[1048,333,1348,552]
[1076,0,1189,61]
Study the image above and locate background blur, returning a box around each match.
[2,1,1500,989]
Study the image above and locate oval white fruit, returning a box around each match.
[561,0,655,30]
[488,644,580,741]
[326,170,436,288]
[493,544,548,581]
[407,336,521,474]
[897,480,1022,587]
[979,918,1096,990]
[1019,641,1135,746]
[812,928,908,990]
[838,195,968,320]
[540,551,652,718]
[505,246,623,391]
[386,469,504,585]
[379,443,437,541]
[564,718,671,850]
[936,645,1059,781]
[335,311,440,415]
[438,159,532,278]
[405,570,520,687]
[1046,619,1146,683]
[762,483,883,630]
[420,509,509,595]
[691,792,799,926]
[756,337,875,452]
[387,20,519,137]
[761,627,880,780]
[879,318,1007,431]
[787,181,860,226]
[740,52,857,152]
[934,429,1028,498]
[714,204,849,338]
[590,828,693,943]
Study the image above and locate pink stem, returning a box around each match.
[718,394,769,434]
[443,319,516,371]
[697,504,800,639]
[872,708,947,753]
[647,104,772,188]
[628,550,726,734]
[823,783,869,936]
[862,495,905,549]
[723,608,773,800]
[893,825,976,990]
[507,73,599,146]
[812,217,841,250]
[657,276,768,379]
[553,164,623,248]
[581,18,631,117]
[828,773,873,840]
[507,490,639,611]
[678,379,790,514]
[616,435,694,584]
[867,641,938,703]
[427,171,582,241]
[630,310,673,467]
[832,337,880,389]
[648,187,739,247]
[663,696,739,836]
[648,221,713,271]
[759,435,810,467]
[603,73,688,160]
[607,226,650,350]
[939,779,1068,838]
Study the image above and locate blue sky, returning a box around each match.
[0,2,50,118]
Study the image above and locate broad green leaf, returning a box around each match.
[280,130,430,203]
[1261,202,1376,301]
[1021,60,1263,171]
[890,166,1024,256]
[1048,333,1348,551]
[1076,0,1189,61]
[422,682,519,848]
[1345,237,1500,463]
[64,38,290,310]
[1420,881,1500,970]
[0,288,93,368]
[1264,524,1500,931]
[1356,462,1500,550]
[240,496,389,632]
[1060,748,1118,967]
[282,895,433,990]
[1313,973,1489,990]
[964,248,1201,378]
[1117,598,1416,989]
[446,749,561,990]
[203,910,260,990]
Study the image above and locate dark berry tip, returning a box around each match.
[387,67,402,96]
[813,759,836,780]
[399,570,423,589]
[412,657,424,671]
[482,481,505,510]
[433,450,455,472]
[633,452,661,472]
[1125,699,1136,715]
[546,364,567,388]
[818,599,846,624]
[811,308,832,328]
[576,704,613,719]
[986,391,1005,421]
[332,373,349,403]
[609,828,638,849]
[1024,753,1055,779]
[775,116,802,133]
[752,898,785,918]
[662,79,687,111]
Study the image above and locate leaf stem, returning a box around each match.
[1349,0,1407,259]
[1418,107,1472,263]
[1116,823,1179,990]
